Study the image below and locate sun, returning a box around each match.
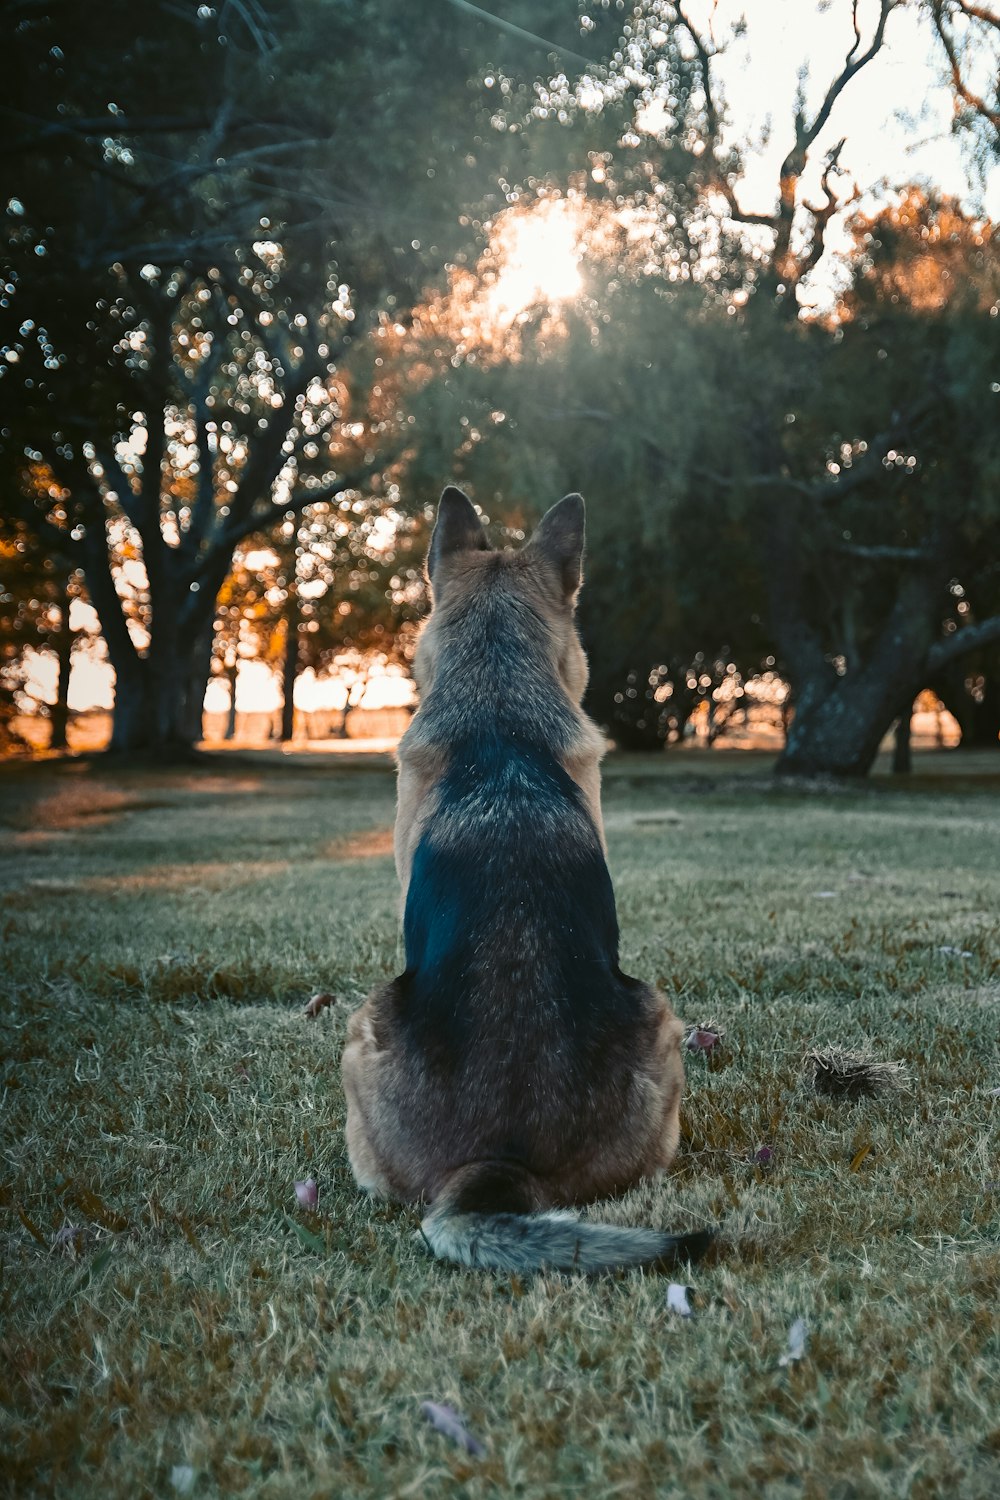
[485,199,584,321]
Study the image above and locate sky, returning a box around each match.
[696,0,998,298]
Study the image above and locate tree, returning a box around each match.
[401,1,1000,774]
[217,500,424,742]
[588,3,1000,774]
[0,520,80,750]
[1,0,600,755]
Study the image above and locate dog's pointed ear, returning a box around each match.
[427,486,490,582]
[526,493,585,599]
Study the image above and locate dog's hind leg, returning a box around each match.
[638,993,685,1177]
[342,993,399,1198]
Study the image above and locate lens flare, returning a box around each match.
[485,200,584,320]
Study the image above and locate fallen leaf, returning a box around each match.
[778,1317,808,1367]
[294,1177,319,1208]
[666,1283,694,1317]
[420,1401,486,1458]
[849,1142,873,1172]
[303,992,335,1019]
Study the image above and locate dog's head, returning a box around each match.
[416,486,589,703]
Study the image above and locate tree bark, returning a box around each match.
[224,658,239,741]
[49,574,74,752]
[775,570,942,779]
[280,594,300,744]
[892,704,913,775]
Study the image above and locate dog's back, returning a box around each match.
[341,489,707,1273]
[401,725,644,1174]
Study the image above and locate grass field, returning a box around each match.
[2,749,999,1498]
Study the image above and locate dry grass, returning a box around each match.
[1,750,999,1498]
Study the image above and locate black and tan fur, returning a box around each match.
[342,488,708,1272]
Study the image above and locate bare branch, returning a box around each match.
[675,4,780,228]
[846,0,864,67]
[794,0,895,161]
[930,0,1000,137]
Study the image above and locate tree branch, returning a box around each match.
[675,4,780,228]
[179,350,221,562]
[793,0,895,161]
[832,542,935,562]
[930,0,1000,137]
[94,445,145,531]
[697,396,934,506]
[77,501,142,679]
[438,0,596,69]
[927,614,1000,672]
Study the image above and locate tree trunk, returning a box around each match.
[892,704,913,775]
[224,658,238,741]
[775,571,942,779]
[49,575,74,752]
[280,601,300,744]
[178,622,214,746]
[967,678,1000,748]
[930,662,1000,749]
[103,629,212,759]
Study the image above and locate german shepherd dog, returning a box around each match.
[342,488,709,1272]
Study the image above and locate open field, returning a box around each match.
[1,749,999,1498]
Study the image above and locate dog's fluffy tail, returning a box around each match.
[420,1160,712,1274]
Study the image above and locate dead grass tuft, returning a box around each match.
[806,1047,908,1099]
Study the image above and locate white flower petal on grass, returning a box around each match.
[294,1177,318,1207]
[303,992,335,1019]
[684,1022,724,1054]
[51,1223,81,1257]
[420,1400,486,1457]
[667,1282,694,1317]
[935,946,973,959]
[170,1465,195,1495]
[778,1317,809,1366]
[812,890,838,899]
